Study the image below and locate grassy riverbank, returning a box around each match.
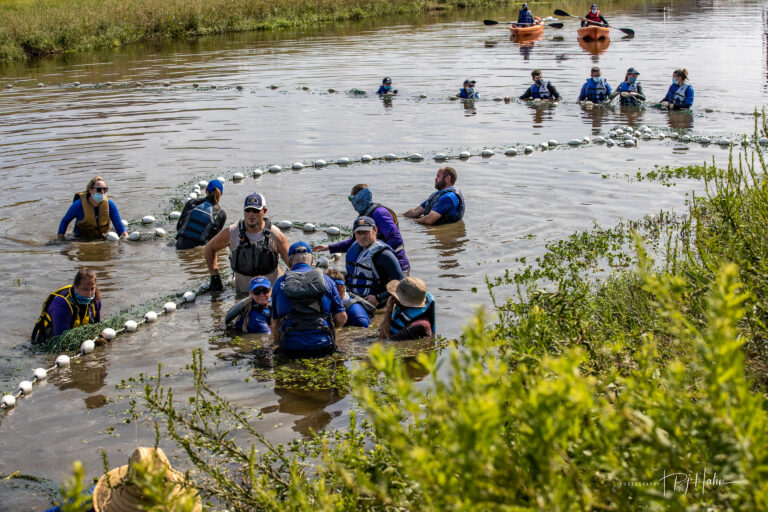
[0,0,511,62]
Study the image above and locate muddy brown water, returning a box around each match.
[1,1,767,508]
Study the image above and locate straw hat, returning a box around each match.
[92,447,202,512]
[386,277,428,308]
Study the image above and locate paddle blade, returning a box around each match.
[547,22,564,29]
[619,27,635,36]
[483,19,500,25]
[554,9,571,17]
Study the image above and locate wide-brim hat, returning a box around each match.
[92,447,202,512]
[386,277,428,308]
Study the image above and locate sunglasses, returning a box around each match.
[92,187,108,193]
[251,287,270,295]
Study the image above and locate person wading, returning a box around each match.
[175,179,227,250]
[326,268,375,328]
[32,268,101,345]
[58,176,127,240]
[380,277,436,341]
[610,67,645,106]
[404,167,465,225]
[578,66,612,104]
[204,192,290,293]
[225,276,273,334]
[661,69,694,110]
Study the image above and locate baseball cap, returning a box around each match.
[243,192,266,210]
[522,3,528,7]
[382,77,392,84]
[206,179,224,193]
[463,79,476,86]
[249,276,271,292]
[353,216,376,232]
[288,241,313,255]
[626,67,640,75]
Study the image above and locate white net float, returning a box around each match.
[316,257,329,269]
[37,83,44,88]
[700,137,710,144]
[292,162,305,170]
[73,81,80,87]
[124,320,138,332]
[658,133,666,139]
[163,302,177,313]
[642,133,651,140]
[80,339,95,354]
[718,139,730,146]
[594,136,605,143]
[182,291,196,302]
[606,139,615,147]
[252,169,264,176]
[448,95,458,101]
[33,368,47,380]
[331,253,342,261]
[268,165,281,173]
[361,155,373,162]
[155,228,166,236]
[681,135,691,142]
[384,154,397,160]
[459,151,471,158]
[198,180,208,188]
[338,157,351,164]
[18,381,33,394]
[313,160,326,167]
[163,81,170,87]
[568,139,580,146]
[122,220,129,228]
[277,220,292,229]
[188,192,198,199]
[233,172,244,180]
[128,232,140,241]
[434,153,447,160]
[327,88,335,93]
[582,137,590,144]
[144,311,158,323]
[493,97,503,102]
[142,215,156,224]
[539,143,548,150]
[624,140,636,147]
[624,134,634,141]
[481,149,494,157]
[1,395,15,408]
[106,232,120,242]
[169,211,181,220]
[193,186,201,193]
[419,94,427,98]
[55,355,71,367]
[216,176,225,182]
[547,140,558,147]
[505,148,518,156]
[303,223,315,232]
[670,133,679,139]
[759,137,768,145]
[101,328,116,341]
[524,146,534,153]
[409,153,423,161]
[639,125,649,132]
[325,226,340,236]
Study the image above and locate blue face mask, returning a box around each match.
[628,76,637,84]
[592,77,601,83]
[673,78,679,84]
[466,87,474,94]
[383,84,392,91]
[349,188,373,215]
[74,289,94,305]
[93,193,105,203]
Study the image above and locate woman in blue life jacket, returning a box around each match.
[175,179,227,250]
[225,276,273,333]
[377,76,397,95]
[661,68,694,110]
[511,69,561,102]
[610,67,646,106]
[326,268,374,328]
[516,3,534,26]
[380,277,435,341]
[578,66,612,103]
[458,79,478,99]
[58,176,128,240]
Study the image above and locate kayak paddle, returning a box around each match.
[553,9,635,36]
[484,19,563,28]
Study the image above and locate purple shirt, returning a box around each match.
[328,206,410,272]
[48,295,102,337]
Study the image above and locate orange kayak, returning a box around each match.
[510,19,544,38]
[578,25,610,41]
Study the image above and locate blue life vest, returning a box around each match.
[619,81,637,93]
[345,240,393,297]
[584,78,608,102]
[423,187,465,224]
[518,9,534,25]
[672,83,691,107]
[391,292,436,335]
[178,200,215,243]
[531,81,551,99]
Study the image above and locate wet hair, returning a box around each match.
[207,188,222,205]
[673,68,688,81]
[441,166,458,185]
[73,268,100,301]
[326,268,345,286]
[86,176,106,194]
[531,69,542,79]
[351,184,368,196]
[591,66,600,73]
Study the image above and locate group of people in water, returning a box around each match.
[36,167,466,359]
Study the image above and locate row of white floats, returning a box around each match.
[0,292,199,412]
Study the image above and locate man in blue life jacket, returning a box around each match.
[271,242,347,359]
[380,276,436,341]
[516,3,534,26]
[345,216,405,309]
[326,268,374,328]
[513,69,561,102]
[175,179,227,250]
[404,166,465,225]
[578,66,612,104]
[458,79,478,99]
[225,276,273,333]
[377,76,397,95]
[32,268,101,345]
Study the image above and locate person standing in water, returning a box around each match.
[58,176,127,240]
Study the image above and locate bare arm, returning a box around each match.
[273,229,291,267]
[333,311,347,328]
[404,205,425,218]
[271,318,280,346]
[415,211,442,225]
[204,226,231,275]
[379,297,395,339]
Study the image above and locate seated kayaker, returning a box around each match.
[377,76,397,95]
[660,69,694,110]
[516,3,534,26]
[578,66,612,103]
[458,79,478,99]
[379,277,436,341]
[514,69,561,102]
[610,67,645,106]
[582,3,608,27]
[326,269,374,328]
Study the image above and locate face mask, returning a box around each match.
[93,193,105,203]
[466,87,474,94]
[592,77,601,83]
[536,79,544,86]
[349,188,372,214]
[673,78,679,84]
[383,84,391,91]
[74,289,94,305]
[628,76,637,84]
[591,8,598,13]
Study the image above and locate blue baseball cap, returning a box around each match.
[244,192,266,210]
[288,241,313,256]
[382,77,392,84]
[249,276,271,292]
[353,216,376,232]
[206,179,224,193]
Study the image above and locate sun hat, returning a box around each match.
[386,277,428,308]
[92,447,201,512]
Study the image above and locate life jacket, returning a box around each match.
[225,298,272,334]
[343,292,376,316]
[73,192,110,238]
[228,219,279,276]
[278,269,334,346]
[362,203,405,253]
[586,9,602,23]
[531,80,551,99]
[584,78,608,102]
[618,81,641,105]
[518,9,534,25]
[345,240,394,297]
[31,285,97,344]
[390,292,436,335]
[672,83,691,107]
[423,187,465,224]
[178,200,216,243]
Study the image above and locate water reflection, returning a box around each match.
[425,222,467,272]
[527,103,558,126]
[579,103,612,130]
[379,94,394,109]
[269,381,345,437]
[461,99,477,116]
[53,356,110,396]
[578,37,610,56]
[667,110,695,130]
[617,105,645,128]
[62,241,121,263]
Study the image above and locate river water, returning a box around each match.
[1,0,767,508]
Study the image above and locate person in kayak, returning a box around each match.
[578,66,612,103]
[516,3,534,26]
[225,276,273,333]
[610,67,645,106]
[458,79,478,99]
[31,268,101,345]
[313,184,410,274]
[581,3,608,27]
[326,269,374,328]
[404,166,465,225]
[514,69,561,102]
[58,176,128,240]
[175,179,227,250]
[661,69,694,110]
[379,277,436,341]
[377,77,397,95]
